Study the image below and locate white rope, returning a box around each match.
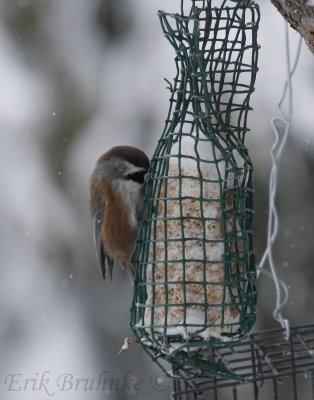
[257,22,302,340]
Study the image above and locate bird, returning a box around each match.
[90,146,149,281]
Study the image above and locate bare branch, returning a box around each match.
[270,0,314,55]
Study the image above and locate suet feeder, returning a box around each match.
[171,324,314,399]
[130,0,259,381]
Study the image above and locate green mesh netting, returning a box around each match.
[130,0,259,381]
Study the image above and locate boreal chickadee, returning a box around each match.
[90,146,149,280]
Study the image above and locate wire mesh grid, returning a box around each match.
[171,324,314,399]
[129,0,260,380]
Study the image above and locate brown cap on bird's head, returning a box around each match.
[91,146,150,184]
[97,146,150,171]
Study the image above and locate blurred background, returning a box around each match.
[0,0,313,399]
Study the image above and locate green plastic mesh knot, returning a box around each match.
[130,0,260,381]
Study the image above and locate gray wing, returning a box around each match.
[92,206,114,280]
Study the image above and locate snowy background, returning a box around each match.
[0,0,313,399]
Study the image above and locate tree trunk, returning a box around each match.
[270,0,314,55]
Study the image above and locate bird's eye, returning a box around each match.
[126,171,146,184]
